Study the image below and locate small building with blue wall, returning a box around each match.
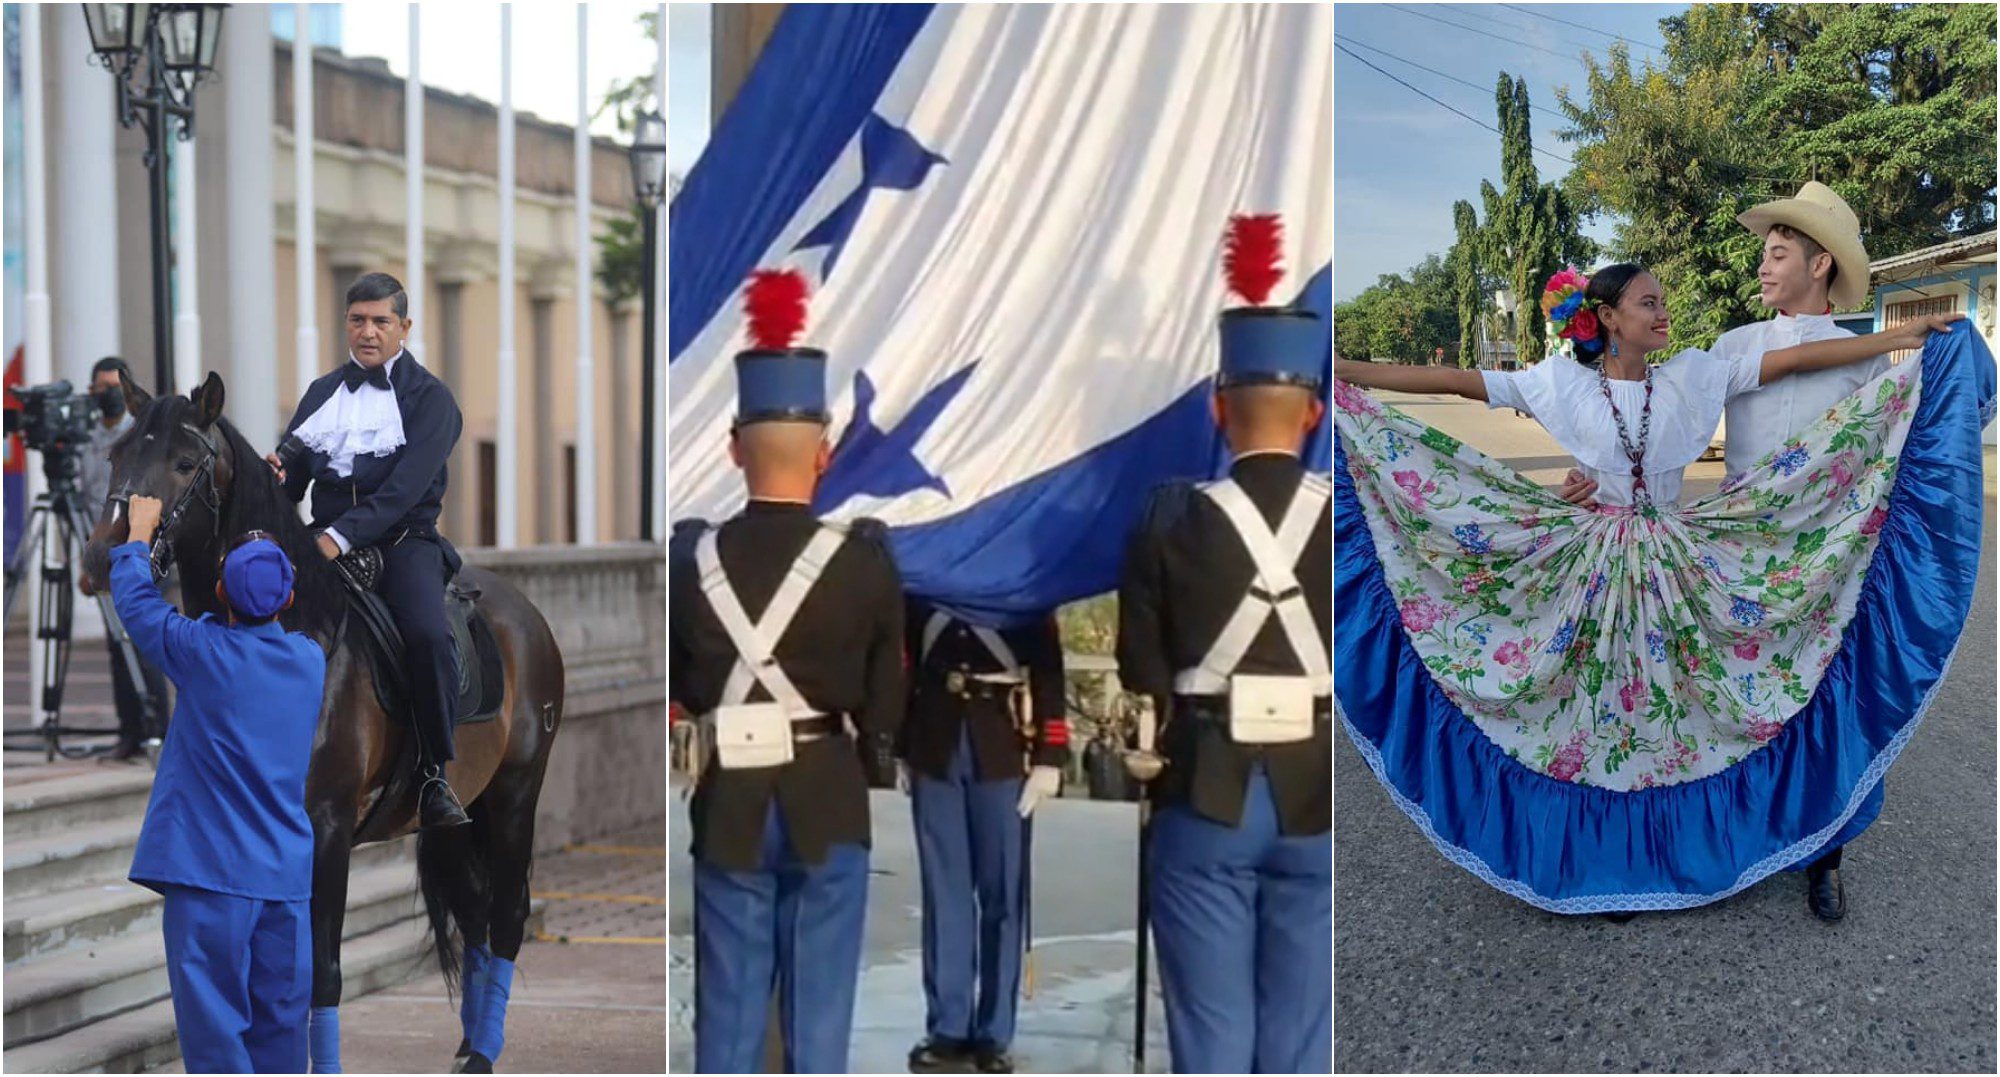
[1865,231,1997,442]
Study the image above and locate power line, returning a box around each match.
[1382,4,1586,66]
[1336,42,1577,169]
[1334,33,1568,120]
[1495,4,1667,54]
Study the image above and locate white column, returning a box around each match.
[23,5,53,722]
[53,5,120,386]
[653,2,668,534]
[224,10,278,452]
[173,123,200,395]
[294,3,318,401]
[405,3,425,354]
[497,4,518,548]
[573,5,596,544]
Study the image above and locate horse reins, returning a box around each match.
[109,420,225,580]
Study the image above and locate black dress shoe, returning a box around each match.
[971,1043,1015,1073]
[908,1037,974,1073]
[1807,863,1846,921]
[101,739,146,764]
[1599,911,1638,923]
[421,777,472,829]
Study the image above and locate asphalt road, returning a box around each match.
[1334,393,1997,1074]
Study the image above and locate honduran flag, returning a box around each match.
[669,4,1330,625]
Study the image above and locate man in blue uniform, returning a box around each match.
[902,602,1068,1075]
[1116,217,1330,1073]
[268,271,468,829]
[669,269,906,1072]
[109,496,325,1074]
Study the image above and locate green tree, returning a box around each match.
[1333,263,1458,365]
[1447,200,1485,368]
[593,10,665,312]
[1559,3,1996,348]
[1478,74,1589,365]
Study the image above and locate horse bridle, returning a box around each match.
[108,421,225,580]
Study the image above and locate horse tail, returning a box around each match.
[416,820,488,995]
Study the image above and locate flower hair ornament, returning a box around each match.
[1541,266,1604,356]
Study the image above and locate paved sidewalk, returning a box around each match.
[153,823,669,1074]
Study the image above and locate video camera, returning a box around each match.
[3,381,98,488]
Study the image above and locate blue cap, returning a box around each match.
[735,347,830,425]
[1218,308,1324,389]
[221,539,294,619]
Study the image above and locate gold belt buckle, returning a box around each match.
[945,670,967,694]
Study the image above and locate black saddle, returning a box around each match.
[335,550,504,728]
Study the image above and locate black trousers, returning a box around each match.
[379,536,458,763]
[106,634,168,744]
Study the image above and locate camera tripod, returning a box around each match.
[3,458,161,761]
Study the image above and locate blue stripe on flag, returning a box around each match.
[669,4,934,361]
[900,265,1331,627]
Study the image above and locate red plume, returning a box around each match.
[743,269,810,350]
[1224,214,1285,306]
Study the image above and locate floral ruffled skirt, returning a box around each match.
[1333,323,1994,912]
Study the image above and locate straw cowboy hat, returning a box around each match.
[1737,181,1871,310]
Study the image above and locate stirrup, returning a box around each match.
[419,772,470,828]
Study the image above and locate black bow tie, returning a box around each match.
[342,362,391,392]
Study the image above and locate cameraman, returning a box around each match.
[81,357,168,761]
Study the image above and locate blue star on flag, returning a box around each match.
[793,113,948,277]
[815,361,979,514]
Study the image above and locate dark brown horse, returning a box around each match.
[81,372,565,1073]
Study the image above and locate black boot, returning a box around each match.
[971,1042,1015,1073]
[908,1037,975,1073]
[420,769,471,829]
[1807,847,1845,921]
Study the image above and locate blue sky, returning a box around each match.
[1335,2,1688,300]
[668,3,710,178]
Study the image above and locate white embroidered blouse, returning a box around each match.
[1480,350,1763,507]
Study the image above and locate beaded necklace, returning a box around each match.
[1595,357,1654,507]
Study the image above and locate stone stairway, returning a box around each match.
[1,765,435,1074]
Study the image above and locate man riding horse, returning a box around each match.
[267,271,470,830]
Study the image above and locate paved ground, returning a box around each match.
[338,826,666,1074]
[147,824,668,1074]
[669,785,1171,1074]
[1335,392,1998,1074]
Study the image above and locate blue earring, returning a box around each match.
[1609,338,1620,359]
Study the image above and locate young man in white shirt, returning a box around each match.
[1561,182,1889,922]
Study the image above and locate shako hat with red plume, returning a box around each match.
[734,268,829,425]
[1216,214,1322,389]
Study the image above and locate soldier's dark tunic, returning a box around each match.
[1117,451,1332,834]
[668,501,906,872]
[901,599,1068,782]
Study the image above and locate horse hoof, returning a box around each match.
[454,1037,472,1062]
[458,1052,495,1073]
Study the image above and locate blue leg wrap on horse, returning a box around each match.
[460,945,491,1043]
[308,1006,341,1073]
[471,955,515,1062]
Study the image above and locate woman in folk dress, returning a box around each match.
[1330,262,1986,915]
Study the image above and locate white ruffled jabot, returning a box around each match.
[293,355,407,478]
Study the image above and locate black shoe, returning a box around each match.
[1599,911,1639,923]
[1807,863,1846,921]
[971,1043,1015,1073]
[101,739,146,764]
[421,776,471,829]
[908,1037,974,1073]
